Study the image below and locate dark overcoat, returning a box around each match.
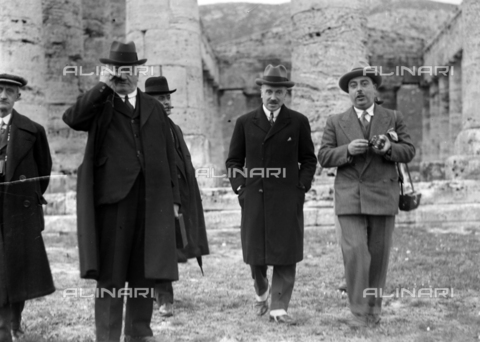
[317,105,415,215]
[0,110,54,306]
[168,119,209,260]
[62,83,181,281]
[226,105,317,265]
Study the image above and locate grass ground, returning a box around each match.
[18,224,480,342]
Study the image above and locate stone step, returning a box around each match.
[44,203,480,234]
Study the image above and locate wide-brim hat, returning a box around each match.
[145,76,176,95]
[255,64,295,88]
[339,62,382,93]
[99,41,147,66]
[0,73,27,87]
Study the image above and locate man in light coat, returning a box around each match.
[318,63,415,327]
[226,65,317,325]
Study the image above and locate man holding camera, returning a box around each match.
[63,41,181,342]
[317,63,415,327]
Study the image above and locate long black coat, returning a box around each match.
[168,119,209,260]
[63,83,181,281]
[226,105,317,265]
[0,110,53,306]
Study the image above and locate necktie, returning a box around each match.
[360,111,370,130]
[269,112,274,127]
[124,95,134,114]
[0,119,6,139]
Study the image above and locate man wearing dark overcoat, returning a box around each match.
[0,74,53,342]
[226,65,317,325]
[63,42,181,342]
[144,76,209,317]
[318,63,415,327]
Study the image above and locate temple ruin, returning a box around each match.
[0,0,477,231]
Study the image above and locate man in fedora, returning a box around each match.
[0,74,53,342]
[226,65,317,324]
[318,63,415,327]
[144,76,209,318]
[63,41,181,342]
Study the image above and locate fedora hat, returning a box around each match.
[99,41,147,66]
[0,73,27,87]
[145,76,176,95]
[255,64,295,88]
[338,62,382,93]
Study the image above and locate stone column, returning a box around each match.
[42,0,85,172]
[0,0,47,127]
[421,80,445,180]
[438,74,450,159]
[126,0,208,169]
[446,0,480,179]
[448,58,462,147]
[290,0,368,158]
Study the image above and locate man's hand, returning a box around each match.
[372,135,392,155]
[173,204,180,218]
[99,66,117,91]
[347,139,369,156]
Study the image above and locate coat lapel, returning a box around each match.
[6,110,37,182]
[251,107,271,134]
[264,105,291,142]
[113,93,132,117]
[139,90,154,128]
[339,107,364,142]
[368,105,392,139]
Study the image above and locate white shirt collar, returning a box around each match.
[353,103,375,120]
[262,105,281,121]
[116,89,138,108]
[0,114,12,125]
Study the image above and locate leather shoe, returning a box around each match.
[269,314,296,325]
[124,336,160,342]
[368,314,381,325]
[158,303,173,317]
[337,283,347,293]
[254,285,270,316]
[12,328,24,341]
[341,313,368,328]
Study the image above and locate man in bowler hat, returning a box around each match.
[226,65,317,324]
[63,41,181,342]
[318,63,415,327]
[144,76,210,317]
[0,74,53,342]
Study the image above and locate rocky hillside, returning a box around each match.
[199,2,290,45]
[199,0,459,49]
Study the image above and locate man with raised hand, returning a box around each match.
[63,41,181,342]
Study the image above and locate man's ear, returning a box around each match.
[17,92,21,101]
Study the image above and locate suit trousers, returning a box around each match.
[337,215,395,316]
[0,301,24,342]
[154,282,173,305]
[95,174,155,342]
[250,264,296,312]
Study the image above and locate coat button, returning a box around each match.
[258,189,263,193]
[19,175,26,181]
[178,174,181,178]
[23,200,30,207]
